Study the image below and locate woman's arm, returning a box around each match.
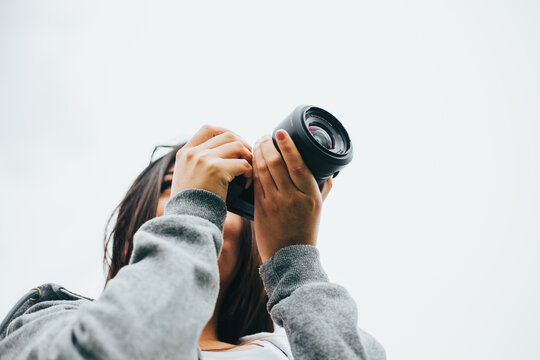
[1,125,253,360]
[252,130,386,360]
[259,245,386,360]
[0,189,226,360]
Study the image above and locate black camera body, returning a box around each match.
[226,105,353,220]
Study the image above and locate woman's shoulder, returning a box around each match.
[238,327,293,358]
[239,326,386,360]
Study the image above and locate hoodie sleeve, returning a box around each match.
[259,245,386,360]
[0,189,226,360]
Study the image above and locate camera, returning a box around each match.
[226,105,353,220]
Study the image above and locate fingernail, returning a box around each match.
[276,129,286,141]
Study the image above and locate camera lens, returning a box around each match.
[283,105,352,180]
[308,124,334,150]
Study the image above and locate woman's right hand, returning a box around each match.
[171,125,253,202]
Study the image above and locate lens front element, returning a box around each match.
[304,110,349,155]
[308,124,334,150]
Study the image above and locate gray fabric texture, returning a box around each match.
[0,188,385,360]
[260,245,386,360]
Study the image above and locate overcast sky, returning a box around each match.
[1,1,539,359]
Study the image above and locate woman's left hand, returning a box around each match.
[252,130,332,264]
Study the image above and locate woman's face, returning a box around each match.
[156,164,243,289]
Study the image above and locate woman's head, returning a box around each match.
[103,143,273,343]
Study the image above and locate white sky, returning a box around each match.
[1,1,539,359]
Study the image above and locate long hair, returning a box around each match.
[103,143,274,344]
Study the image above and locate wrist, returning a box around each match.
[258,244,329,311]
[164,188,227,232]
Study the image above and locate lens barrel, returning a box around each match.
[226,105,353,220]
[272,105,353,185]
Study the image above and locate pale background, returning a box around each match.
[1,1,539,359]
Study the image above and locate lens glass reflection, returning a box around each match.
[304,110,349,155]
[308,125,334,150]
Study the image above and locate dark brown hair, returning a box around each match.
[103,143,274,344]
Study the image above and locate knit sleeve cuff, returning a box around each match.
[163,189,227,232]
[259,245,330,311]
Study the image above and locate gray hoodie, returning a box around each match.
[0,189,386,359]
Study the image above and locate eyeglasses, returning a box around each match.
[149,145,175,165]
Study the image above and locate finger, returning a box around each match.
[252,150,265,198]
[320,177,333,202]
[218,158,253,182]
[206,141,252,163]
[253,143,277,193]
[185,125,230,148]
[274,129,318,193]
[259,136,293,191]
[197,130,252,153]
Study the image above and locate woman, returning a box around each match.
[0,125,385,359]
